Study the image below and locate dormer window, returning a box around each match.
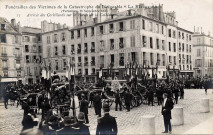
[1,24,5,30]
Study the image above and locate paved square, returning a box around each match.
[0,89,213,135]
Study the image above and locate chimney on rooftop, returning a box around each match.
[11,19,16,27]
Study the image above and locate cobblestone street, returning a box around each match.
[0,89,213,135]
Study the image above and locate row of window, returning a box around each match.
[71,19,166,39]
[179,65,192,70]
[71,42,95,54]
[25,55,41,63]
[179,43,192,53]
[0,34,41,44]
[76,56,96,66]
[179,54,192,64]
[25,45,42,53]
[46,33,66,43]
[2,71,22,77]
[26,66,40,76]
[23,36,41,43]
[2,59,21,69]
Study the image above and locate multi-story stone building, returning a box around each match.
[177,28,194,78]
[22,26,42,84]
[68,4,194,80]
[0,3,204,85]
[41,21,70,78]
[193,32,213,77]
[0,17,24,84]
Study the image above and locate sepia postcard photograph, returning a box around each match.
[0,0,213,134]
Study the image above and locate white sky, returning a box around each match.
[0,0,213,35]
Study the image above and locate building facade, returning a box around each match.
[22,27,42,84]
[0,18,24,84]
[193,33,213,77]
[41,21,70,78]
[1,3,207,85]
[67,4,194,80]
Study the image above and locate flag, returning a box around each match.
[99,69,102,78]
[42,68,47,79]
[65,67,69,79]
[126,64,130,76]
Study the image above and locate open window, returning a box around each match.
[99,25,104,34]
[119,22,123,31]
[110,39,114,50]
[109,23,114,33]
[119,38,124,49]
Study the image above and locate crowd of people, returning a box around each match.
[1,75,212,135]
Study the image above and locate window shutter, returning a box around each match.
[123,21,126,31]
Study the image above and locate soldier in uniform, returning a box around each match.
[124,89,132,112]
[96,103,118,135]
[179,84,184,99]
[94,92,102,117]
[148,86,154,106]
[156,87,162,105]
[80,94,89,124]
[2,87,9,109]
[115,90,122,111]
[174,87,179,104]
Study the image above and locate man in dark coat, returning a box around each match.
[124,89,132,112]
[161,93,174,134]
[94,93,102,117]
[179,84,184,99]
[80,94,89,124]
[174,88,179,104]
[57,116,78,135]
[72,112,90,135]
[204,80,209,95]
[115,90,122,111]
[2,87,9,109]
[41,98,51,120]
[148,88,154,106]
[96,103,118,135]
[156,88,162,105]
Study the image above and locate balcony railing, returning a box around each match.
[91,48,95,53]
[2,67,8,70]
[119,43,124,49]
[71,49,75,54]
[100,64,104,68]
[91,61,95,66]
[100,47,104,51]
[77,49,81,54]
[1,53,7,56]
[109,29,114,33]
[84,62,88,66]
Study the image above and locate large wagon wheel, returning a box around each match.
[121,94,136,109]
[133,92,143,107]
[102,98,114,107]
